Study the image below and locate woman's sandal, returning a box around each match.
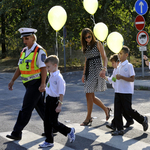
[106,107,112,121]
[80,117,93,126]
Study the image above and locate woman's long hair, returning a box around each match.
[81,28,96,53]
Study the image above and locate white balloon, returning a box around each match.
[48,6,67,31]
[107,32,124,53]
[93,22,108,41]
[83,0,98,15]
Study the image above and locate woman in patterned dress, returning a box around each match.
[80,28,111,126]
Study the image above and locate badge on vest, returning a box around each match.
[19,59,24,64]
[26,62,29,69]
[25,60,32,69]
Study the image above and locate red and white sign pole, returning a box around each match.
[135,0,149,77]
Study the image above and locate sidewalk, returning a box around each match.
[1,67,150,90]
[62,67,150,91]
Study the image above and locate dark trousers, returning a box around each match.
[12,79,45,137]
[114,93,144,131]
[44,95,71,143]
[111,94,133,127]
[111,111,133,127]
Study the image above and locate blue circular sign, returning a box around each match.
[135,0,148,15]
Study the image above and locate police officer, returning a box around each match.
[6,27,47,140]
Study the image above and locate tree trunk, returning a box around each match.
[1,13,6,58]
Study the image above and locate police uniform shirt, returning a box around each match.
[18,42,46,68]
[46,70,66,97]
[115,60,135,94]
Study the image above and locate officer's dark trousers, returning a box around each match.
[114,93,144,131]
[44,95,71,143]
[12,79,45,137]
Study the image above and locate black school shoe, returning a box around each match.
[6,134,21,140]
[124,120,134,128]
[106,123,116,131]
[111,130,125,136]
[142,116,148,131]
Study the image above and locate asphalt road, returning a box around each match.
[0,72,150,150]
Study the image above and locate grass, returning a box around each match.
[0,55,142,73]
[0,57,18,72]
[138,86,149,90]
[0,56,84,73]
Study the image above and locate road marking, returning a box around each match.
[0,122,149,150]
[0,130,75,150]
[67,123,150,150]
[145,113,150,116]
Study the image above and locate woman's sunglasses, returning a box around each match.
[85,35,91,40]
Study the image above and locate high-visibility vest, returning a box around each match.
[19,46,44,83]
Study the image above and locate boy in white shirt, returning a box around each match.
[105,54,134,131]
[111,46,148,136]
[39,55,75,148]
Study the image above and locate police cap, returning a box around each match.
[18,27,37,38]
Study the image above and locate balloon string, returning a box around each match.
[56,31,58,56]
[90,15,95,25]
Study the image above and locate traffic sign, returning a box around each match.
[136,30,149,46]
[135,0,148,15]
[139,46,147,51]
[135,15,145,31]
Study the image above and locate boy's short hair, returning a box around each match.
[44,55,59,65]
[109,54,119,62]
[122,45,130,54]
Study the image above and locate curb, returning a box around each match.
[106,83,150,91]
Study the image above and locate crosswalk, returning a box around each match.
[0,118,150,150]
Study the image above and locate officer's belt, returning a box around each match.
[21,73,40,81]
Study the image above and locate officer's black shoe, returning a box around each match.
[106,123,116,131]
[6,134,21,140]
[111,130,124,136]
[124,120,134,128]
[142,116,148,131]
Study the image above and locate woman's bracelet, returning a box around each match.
[104,76,108,81]
[101,67,107,71]
[58,100,63,104]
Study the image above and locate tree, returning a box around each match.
[0,0,6,58]
[0,0,150,59]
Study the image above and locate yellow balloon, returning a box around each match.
[83,0,98,15]
[48,6,67,32]
[93,22,108,42]
[107,32,124,53]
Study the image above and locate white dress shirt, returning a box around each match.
[107,68,118,90]
[115,60,135,94]
[46,70,66,97]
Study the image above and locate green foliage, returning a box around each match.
[0,0,150,61]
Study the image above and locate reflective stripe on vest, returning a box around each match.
[20,46,41,75]
[21,73,41,81]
